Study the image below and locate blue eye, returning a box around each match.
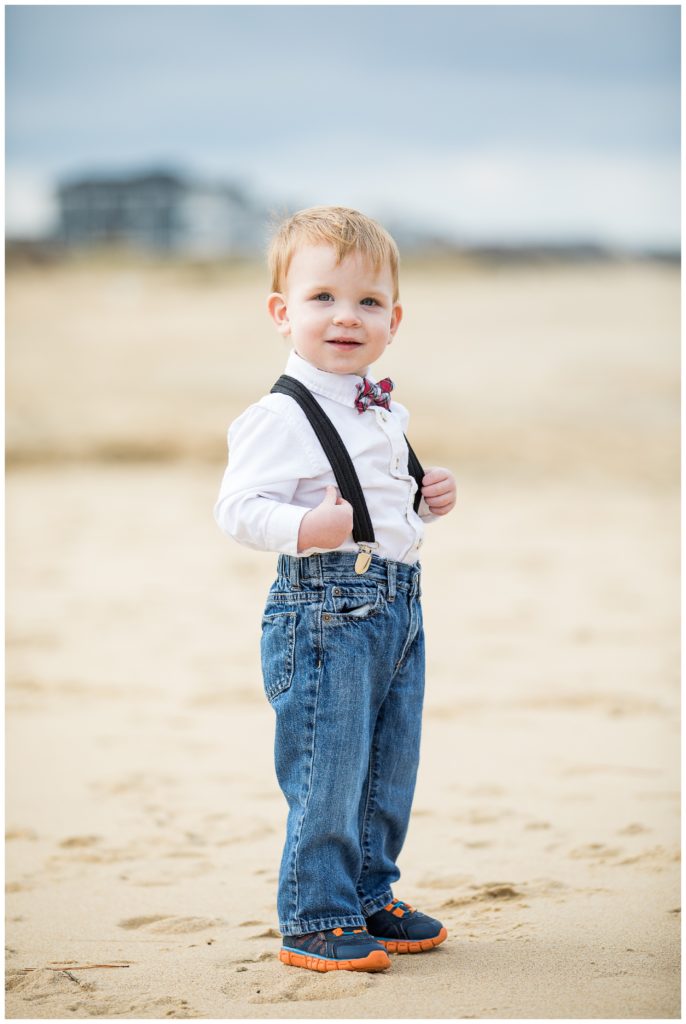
[361,297,379,306]
[314,292,333,301]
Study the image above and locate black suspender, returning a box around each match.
[405,440,425,511]
[270,375,425,560]
[271,375,376,546]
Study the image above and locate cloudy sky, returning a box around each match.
[6,4,681,248]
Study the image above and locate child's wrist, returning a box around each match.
[297,507,349,553]
[297,508,323,553]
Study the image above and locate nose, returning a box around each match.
[332,309,362,327]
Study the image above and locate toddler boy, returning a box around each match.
[214,206,456,972]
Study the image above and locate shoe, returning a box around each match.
[365,898,448,954]
[279,926,391,972]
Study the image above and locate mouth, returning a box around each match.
[326,338,362,347]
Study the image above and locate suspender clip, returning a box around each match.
[354,542,378,575]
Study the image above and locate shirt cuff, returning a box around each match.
[264,501,312,556]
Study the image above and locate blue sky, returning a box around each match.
[5,5,681,247]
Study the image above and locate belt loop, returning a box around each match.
[289,555,301,589]
[312,554,323,587]
[387,560,397,602]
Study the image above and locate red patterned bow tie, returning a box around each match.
[354,377,394,414]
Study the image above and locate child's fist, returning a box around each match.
[298,485,354,552]
[421,467,456,516]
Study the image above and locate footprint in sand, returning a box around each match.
[247,927,281,940]
[615,845,680,870]
[58,835,102,849]
[225,967,375,1004]
[5,967,97,1000]
[50,844,138,865]
[90,773,177,797]
[568,842,624,862]
[617,822,650,836]
[60,996,198,1018]
[117,915,225,934]
[6,881,33,893]
[5,828,39,841]
[440,882,525,909]
[231,951,274,965]
[128,997,199,1017]
[438,877,570,912]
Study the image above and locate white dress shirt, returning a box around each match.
[214,350,437,564]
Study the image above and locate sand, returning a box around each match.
[5,257,680,1018]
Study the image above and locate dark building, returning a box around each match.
[56,169,266,256]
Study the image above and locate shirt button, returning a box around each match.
[379,411,388,422]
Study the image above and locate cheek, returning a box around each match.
[370,316,393,339]
[301,308,329,332]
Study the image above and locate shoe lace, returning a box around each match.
[386,898,415,916]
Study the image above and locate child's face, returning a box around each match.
[267,243,402,377]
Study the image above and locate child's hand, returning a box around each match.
[421,467,457,516]
[298,486,354,552]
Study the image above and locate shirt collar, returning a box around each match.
[284,349,377,408]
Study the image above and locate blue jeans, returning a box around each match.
[260,551,425,936]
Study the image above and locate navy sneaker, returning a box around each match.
[279,926,391,972]
[365,898,448,953]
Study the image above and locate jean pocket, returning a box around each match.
[327,584,384,622]
[260,610,296,703]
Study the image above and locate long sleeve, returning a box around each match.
[214,402,323,555]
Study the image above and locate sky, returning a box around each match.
[5,4,681,249]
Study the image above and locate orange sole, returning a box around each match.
[279,947,391,972]
[376,926,448,954]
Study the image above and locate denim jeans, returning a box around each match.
[260,550,425,936]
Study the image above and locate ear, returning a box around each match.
[267,292,291,337]
[387,302,403,344]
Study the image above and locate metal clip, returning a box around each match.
[354,542,377,575]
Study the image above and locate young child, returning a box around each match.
[214,206,456,973]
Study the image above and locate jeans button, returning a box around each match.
[332,587,341,596]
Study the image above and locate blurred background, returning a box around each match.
[6,5,680,258]
[5,6,681,1018]
[4,4,681,464]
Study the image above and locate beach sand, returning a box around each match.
[6,258,680,1018]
